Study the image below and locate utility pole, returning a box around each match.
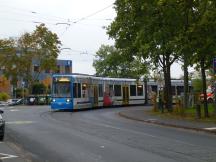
[213,58,216,116]
[22,81,25,105]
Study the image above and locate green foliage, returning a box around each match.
[0,92,10,101]
[15,88,28,98]
[192,79,202,93]
[31,83,46,95]
[107,0,216,113]
[0,24,61,89]
[93,45,148,78]
[18,24,61,86]
[0,39,19,85]
[108,0,186,110]
[189,0,216,68]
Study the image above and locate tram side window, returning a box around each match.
[177,86,184,95]
[82,83,87,98]
[73,83,81,98]
[171,86,176,95]
[130,85,136,96]
[99,84,103,97]
[109,85,114,96]
[114,85,122,96]
[137,85,143,96]
[151,85,158,93]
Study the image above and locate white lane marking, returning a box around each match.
[6,121,35,125]
[100,146,105,149]
[10,109,19,112]
[146,119,158,121]
[204,127,216,130]
[0,153,18,160]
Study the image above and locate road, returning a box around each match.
[2,105,216,162]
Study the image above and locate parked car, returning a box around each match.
[27,95,38,105]
[200,92,214,103]
[0,110,5,141]
[0,101,8,107]
[8,98,24,106]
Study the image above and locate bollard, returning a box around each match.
[196,104,201,119]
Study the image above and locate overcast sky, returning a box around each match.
[0,0,184,78]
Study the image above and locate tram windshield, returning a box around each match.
[53,77,71,97]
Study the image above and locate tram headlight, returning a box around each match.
[52,99,56,102]
[66,99,70,102]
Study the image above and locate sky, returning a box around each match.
[0,0,184,78]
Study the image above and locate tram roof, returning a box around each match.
[52,73,139,83]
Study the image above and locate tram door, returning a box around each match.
[122,86,129,105]
[93,85,98,107]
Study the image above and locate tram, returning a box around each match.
[51,74,145,110]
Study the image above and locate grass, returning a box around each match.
[150,103,216,123]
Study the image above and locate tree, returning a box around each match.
[0,38,19,88]
[17,24,61,88]
[108,0,184,111]
[176,0,195,109]
[93,45,147,78]
[189,0,216,117]
[0,24,61,95]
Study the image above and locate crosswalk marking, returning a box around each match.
[0,153,18,160]
[6,121,35,125]
[204,127,216,130]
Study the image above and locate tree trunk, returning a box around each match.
[163,56,173,112]
[200,58,209,117]
[183,56,189,109]
[144,78,148,105]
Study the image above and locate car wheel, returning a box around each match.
[0,135,4,141]
[208,98,214,103]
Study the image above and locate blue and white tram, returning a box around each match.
[51,74,146,110]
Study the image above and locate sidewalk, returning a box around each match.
[119,106,216,135]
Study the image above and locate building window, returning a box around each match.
[137,85,143,96]
[34,65,39,72]
[130,85,136,96]
[56,65,60,73]
[114,85,122,96]
[45,69,50,73]
[65,65,70,74]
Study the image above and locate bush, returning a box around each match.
[0,92,10,101]
[31,83,46,95]
[15,88,28,98]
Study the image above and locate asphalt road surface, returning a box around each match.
[2,105,216,162]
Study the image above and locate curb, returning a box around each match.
[118,112,216,135]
